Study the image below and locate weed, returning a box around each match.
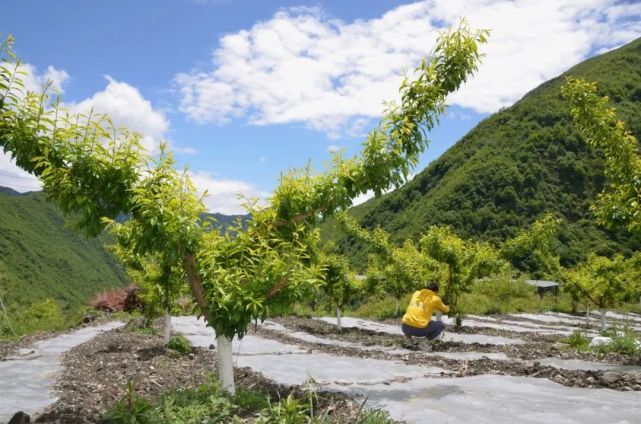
[565,329,590,350]
[103,380,157,424]
[166,334,192,354]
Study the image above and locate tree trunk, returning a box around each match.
[336,306,342,331]
[163,309,171,345]
[182,253,212,323]
[216,335,235,394]
[601,309,607,333]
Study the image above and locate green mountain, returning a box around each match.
[323,37,641,270]
[0,189,128,313]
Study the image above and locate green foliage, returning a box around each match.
[0,190,127,326]
[319,250,356,309]
[257,393,309,424]
[166,334,192,354]
[563,77,641,233]
[420,226,506,306]
[352,294,413,319]
[561,253,628,309]
[500,213,562,278]
[565,330,590,350]
[593,326,640,356]
[322,37,641,269]
[456,275,545,315]
[356,409,394,424]
[103,381,156,424]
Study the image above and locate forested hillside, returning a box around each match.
[322,37,641,269]
[0,189,127,312]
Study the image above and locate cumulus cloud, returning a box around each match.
[69,76,170,153]
[19,63,70,94]
[189,170,269,214]
[2,73,180,193]
[175,0,641,136]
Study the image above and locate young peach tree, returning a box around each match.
[1,22,489,393]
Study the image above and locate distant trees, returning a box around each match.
[421,226,506,309]
[562,254,627,331]
[500,212,561,279]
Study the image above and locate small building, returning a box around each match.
[526,280,559,297]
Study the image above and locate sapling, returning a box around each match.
[319,251,354,330]
[562,254,627,332]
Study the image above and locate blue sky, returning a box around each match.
[1,0,640,213]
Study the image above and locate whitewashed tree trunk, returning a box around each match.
[601,309,607,332]
[336,306,342,331]
[585,305,590,327]
[435,311,442,322]
[163,309,172,345]
[217,335,235,394]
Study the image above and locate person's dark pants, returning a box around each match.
[402,321,445,340]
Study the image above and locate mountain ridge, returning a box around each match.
[322,37,641,270]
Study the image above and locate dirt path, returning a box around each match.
[33,318,364,424]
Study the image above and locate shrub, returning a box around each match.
[91,285,140,313]
[166,334,191,353]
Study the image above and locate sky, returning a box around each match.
[1,0,640,214]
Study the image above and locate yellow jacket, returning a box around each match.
[402,289,449,328]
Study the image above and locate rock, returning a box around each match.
[602,372,620,384]
[188,353,195,360]
[589,336,612,348]
[586,376,596,383]
[8,411,31,424]
[82,314,97,324]
[208,344,215,350]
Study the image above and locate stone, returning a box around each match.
[602,372,620,384]
[208,344,215,350]
[588,336,613,348]
[8,411,31,424]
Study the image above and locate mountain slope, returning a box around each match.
[0,189,128,312]
[323,37,641,269]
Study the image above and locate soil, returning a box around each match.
[259,316,641,391]
[32,317,367,424]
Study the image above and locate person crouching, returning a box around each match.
[401,282,449,351]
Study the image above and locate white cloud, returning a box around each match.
[189,170,269,215]
[69,76,170,153]
[2,73,179,193]
[0,153,42,193]
[175,0,641,136]
[327,144,342,154]
[19,63,70,94]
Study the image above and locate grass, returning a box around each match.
[0,191,128,339]
[103,378,395,424]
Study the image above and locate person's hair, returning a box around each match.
[426,281,439,292]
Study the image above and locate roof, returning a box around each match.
[525,280,559,288]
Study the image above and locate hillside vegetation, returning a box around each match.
[0,189,127,314]
[322,37,641,270]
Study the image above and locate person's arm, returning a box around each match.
[435,297,450,314]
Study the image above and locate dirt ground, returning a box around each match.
[32,318,365,424]
[258,316,641,391]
